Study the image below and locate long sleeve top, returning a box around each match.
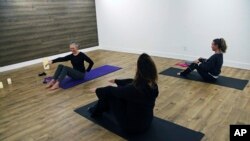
[96,79,159,133]
[199,53,223,76]
[52,52,94,73]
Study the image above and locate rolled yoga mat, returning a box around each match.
[175,61,193,67]
[160,67,249,90]
[175,62,189,67]
[59,65,122,89]
[74,101,205,141]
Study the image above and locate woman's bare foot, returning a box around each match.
[50,81,60,90]
[177,71,187,77]
[108,79,115,84]
[46,79,55,88]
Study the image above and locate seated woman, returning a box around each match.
[178,38,227,81]
[89,53,159,134]
[46,42,94,90]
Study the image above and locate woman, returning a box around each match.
[178,38,227,81]
[46,42,94,90]
[89,53,159,134]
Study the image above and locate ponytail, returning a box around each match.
[213,38,227,53]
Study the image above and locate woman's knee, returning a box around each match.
[58,64,64,68]
[60,66,71,72]
[191,63,198,68]
[188,63,198,70]
[96,86,112,98]
[62,66,71,70]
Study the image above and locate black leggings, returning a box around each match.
[94,87,127,130]
[182,63,217,82]
[53,64,85,82]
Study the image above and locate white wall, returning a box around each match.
[95,0,250,69]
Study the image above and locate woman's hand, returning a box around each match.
[89,88,97,93]
[109,79,116,84]
[193,59,200,64]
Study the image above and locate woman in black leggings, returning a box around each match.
[89,53,159,134]
[46,42,94,90]
[178,38,227,81]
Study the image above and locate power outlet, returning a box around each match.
[183,46,188,51]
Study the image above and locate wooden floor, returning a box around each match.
[0,50,249,141]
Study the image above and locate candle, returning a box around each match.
[0,82,3,89]
[7,78,12,84]
[43,58,50,70]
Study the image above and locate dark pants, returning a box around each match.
[53,64,85,82]
[182,63,216,82]
[94,86,152,134]
[94,87,128,132]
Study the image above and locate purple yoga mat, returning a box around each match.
[59,65,122,89]
[43,76,53,84]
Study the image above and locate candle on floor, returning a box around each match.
[43,58,50,70]
[0,82,3,89]
[7,78,12,84]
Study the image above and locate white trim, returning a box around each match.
[1,45,249,72]
[0,46,101,72]
[102,46,250,70]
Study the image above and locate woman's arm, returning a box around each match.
[199,56,216,71]
[52,54,71,63]
[96,85,135,101]
[83,54,94,72]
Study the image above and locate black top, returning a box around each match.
[96,79,159,133]
[52,52,94,73]
[199,53,223,76]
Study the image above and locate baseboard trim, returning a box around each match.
[0,46,101,72]
[102,46,250,70]
[1,46,248,72]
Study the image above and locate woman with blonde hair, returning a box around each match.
[46,42,94,90]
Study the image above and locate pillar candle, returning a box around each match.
[7,78,12,84]
[43,58,50,70]
[0,82,3,89]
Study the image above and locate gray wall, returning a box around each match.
[0,0,99,66]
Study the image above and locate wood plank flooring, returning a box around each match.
[0,50,249,141]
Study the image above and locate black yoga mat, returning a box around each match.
[160,67,249,90]
[74,101,204,141]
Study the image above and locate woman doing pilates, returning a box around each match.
[89,53,159,134]
[178,38,227,81]
[46,42,94,90]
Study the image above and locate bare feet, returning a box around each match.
[108,79,115,84]
[46,79,55,88]
[50,81,60,90]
